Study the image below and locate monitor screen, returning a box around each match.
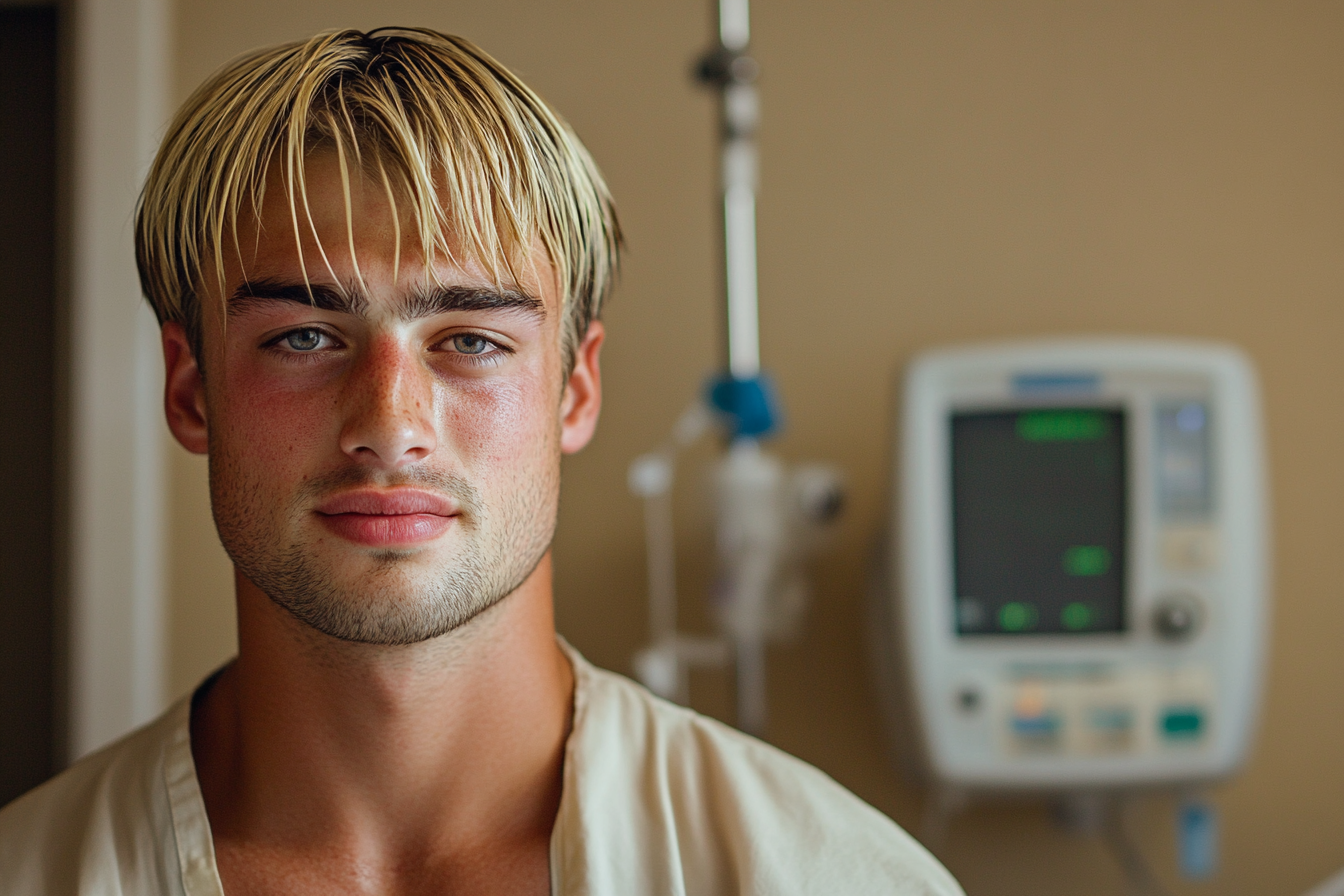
[951,408,1126,635]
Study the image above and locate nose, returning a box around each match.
[338,333,438,467]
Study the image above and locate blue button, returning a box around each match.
[1011,713,1061,737]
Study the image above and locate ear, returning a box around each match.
[560,321,605,455]
[162,321,209,455]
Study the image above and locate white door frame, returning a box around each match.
[64,0,169,761]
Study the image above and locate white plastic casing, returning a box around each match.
[891,338,1269,791]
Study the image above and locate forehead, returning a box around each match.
[225,152,558,305]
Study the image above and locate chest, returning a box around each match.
[210,837,553,896]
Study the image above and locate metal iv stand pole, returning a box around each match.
[629,0,771,729]
[630,0,842,737]
[698,0,763,381]
[696,0,775,735]
[699,0,761,384]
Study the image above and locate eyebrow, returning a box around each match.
[229,279,545,321]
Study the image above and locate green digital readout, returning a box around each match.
[1016,410,1111,443]
[1061,602,1095,630]
[998,602,1039,632]
[1062,545,1112,577]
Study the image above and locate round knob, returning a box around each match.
[1152,593,1203,642]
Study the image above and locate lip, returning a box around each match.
[315,488,460,547]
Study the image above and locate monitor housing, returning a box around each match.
[891,339,1268,790]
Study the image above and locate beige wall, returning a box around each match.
[165,2,1344,893]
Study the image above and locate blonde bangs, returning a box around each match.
[136,28,621,365]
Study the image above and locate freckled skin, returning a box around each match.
[187,157,573,642]
[161,154,604,894]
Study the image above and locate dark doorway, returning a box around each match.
[0,3,59,804]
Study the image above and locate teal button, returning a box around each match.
[1161,707,1205,739]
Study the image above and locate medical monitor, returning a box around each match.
[885,339,1268,790]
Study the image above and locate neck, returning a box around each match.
[191,553,573,883]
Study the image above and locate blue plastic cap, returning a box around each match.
[706,373,781,439]
[1178,799,1218,879]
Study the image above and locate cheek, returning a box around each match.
[439,370,560,470]
[206,346,564,479]
[209,365,341,474]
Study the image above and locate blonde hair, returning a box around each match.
[136,27,621,370]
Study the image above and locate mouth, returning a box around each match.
[314,488,460,547]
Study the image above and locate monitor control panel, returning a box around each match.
[888,339,1269,790]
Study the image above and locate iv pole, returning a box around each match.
[630,0,842,736]
[701,0,761,382]
[699,0,772,734]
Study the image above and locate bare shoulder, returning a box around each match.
[0,700,192,895]
[558,652,964,896]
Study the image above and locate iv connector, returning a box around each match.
[695,46,758,88]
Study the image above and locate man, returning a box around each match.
[0,27,961,895]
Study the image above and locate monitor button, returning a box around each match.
[1162,527,1219,571]
[1160,706,1206,740]
[1152,593,1203,642]
[1084,705,1136,752]
[1009,683,1062,750]
[954,685,983,714]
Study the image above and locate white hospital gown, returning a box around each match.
[0,642,962,895]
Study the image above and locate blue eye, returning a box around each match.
[452,333,491,355]
[284,328,323,351]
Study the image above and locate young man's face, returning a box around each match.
[162,154,603,645]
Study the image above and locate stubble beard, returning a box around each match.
[210,455,559,647]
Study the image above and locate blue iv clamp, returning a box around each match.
[706,373,782,440]
[1178,799,1218,879]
